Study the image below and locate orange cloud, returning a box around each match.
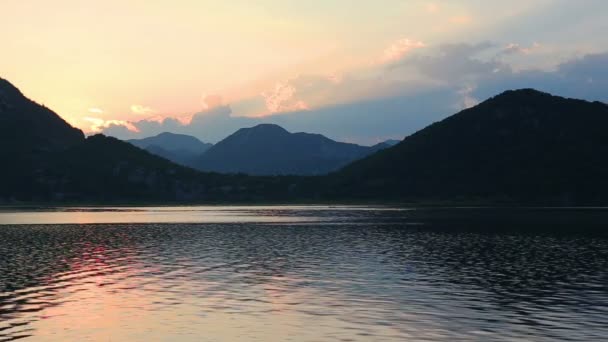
[84,117,139,133]
[130,104,155,115]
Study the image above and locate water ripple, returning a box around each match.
[0,208,607,341]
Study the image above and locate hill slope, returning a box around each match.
[330,89,608,203]
[0,78,86,198]
[127,132,212,166]
[194,124,383,175]
[0,78,84,151]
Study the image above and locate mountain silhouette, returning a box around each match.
[128,132,212,167]
[380,139,401,146]
[194,123,386,175]
[369,139,401,151]
[0,78,85,198]
[4,75,608,205]
[329,89,608,204]
[0,78,84,151]
[0,78,293,202]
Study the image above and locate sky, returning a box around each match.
[2,0,608,144]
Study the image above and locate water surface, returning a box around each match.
[0,206,607,341]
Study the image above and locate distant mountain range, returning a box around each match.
[193,124,395,175]
[127,132,212,167]
[127,125,398,175]
[3,75,608,205]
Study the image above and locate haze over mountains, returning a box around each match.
[3,76,608,204]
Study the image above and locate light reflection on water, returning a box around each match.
[0,205,406,225]
[0,206,607,341]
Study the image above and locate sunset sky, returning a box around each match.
[2,0,607,144]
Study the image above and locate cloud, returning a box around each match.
[130,104,155,115]
[380,38,426,64]
[395,42,608,105]
[102,88,455,145]
[501,42,541,55]
[102,104,253,142]
[398,42,507,83]
[457,85,480,110]
[100,44,608,145]
[84,117,138,133]
[558,53,608,81]
[261,82,309,113]
[201,94,223,110]
[88,107,104,114]
[474,52,608,102]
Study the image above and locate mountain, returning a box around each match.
[381,139,401,147]
[127,132,212,167]
[0,78,84,152]
[194,124,386,175]
[43,134,297,202]
[328,89,608,204]
[369,139,401,151]
[0,78,295,202]
[5,75,608,205]
[0,78,85,198]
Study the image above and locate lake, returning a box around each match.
[0,206,607,341]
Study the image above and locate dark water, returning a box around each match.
[0,206,607,341]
